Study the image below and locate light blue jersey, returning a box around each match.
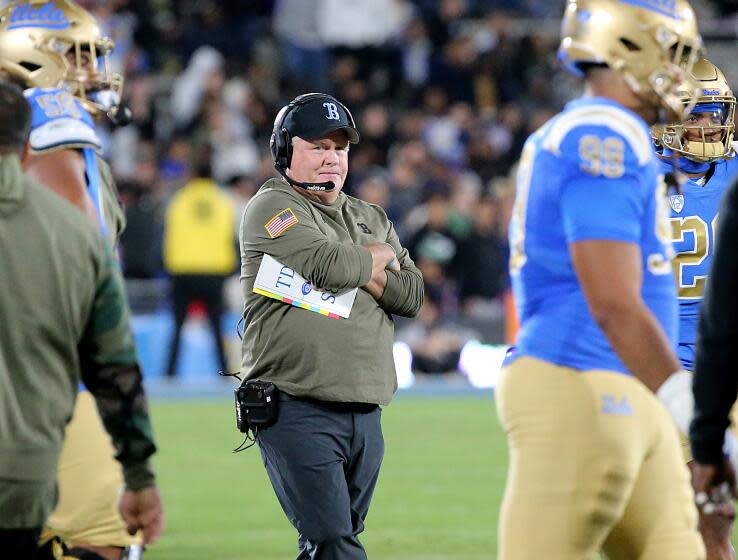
[25,87,108,393]
[24,87,107,238]
[662,153,738,370]
[508,97,677,374]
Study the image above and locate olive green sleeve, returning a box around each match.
[241,190,373,292]
[378,220,424,317]
[78,243,156,490]
[97,155,126,242]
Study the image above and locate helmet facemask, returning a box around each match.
[0,1,123,120]
[654,59,736,162]
[50,33,123,118]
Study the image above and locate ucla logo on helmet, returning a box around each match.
[8,2,70,30]
[702,89,721,95]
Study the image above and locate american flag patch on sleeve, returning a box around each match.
[264,208,298,238]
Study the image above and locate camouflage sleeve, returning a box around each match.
[78,243,157,490]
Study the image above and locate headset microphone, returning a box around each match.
[274,164,335,191]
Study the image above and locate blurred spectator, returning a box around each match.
[395,285,479,374]
[171,46,224,130]
[272,0,331,93]
[162,161,237,378]
[453,194,507,312]
[119,180,165,280]
[224,174,260,235]
[405,184,461,276]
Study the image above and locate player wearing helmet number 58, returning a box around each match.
[0,2,160,559]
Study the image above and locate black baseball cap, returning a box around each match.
[283,94,360,144]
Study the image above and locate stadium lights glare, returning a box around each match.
[393,341,415,389]
[457,340,510,389]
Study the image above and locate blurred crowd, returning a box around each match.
[79,0,736,373]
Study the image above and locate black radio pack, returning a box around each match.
[235,380,280,434]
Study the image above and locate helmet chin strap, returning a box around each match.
[662,147,712,175]
[679,157,712,174]
[275,165,335,192]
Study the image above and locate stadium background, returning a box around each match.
[18,0,738,557]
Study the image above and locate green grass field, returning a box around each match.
[146,395,504,560]
[145,394,738,559]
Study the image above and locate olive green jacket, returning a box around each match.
[0,154,155,498]
[240,178,424,405]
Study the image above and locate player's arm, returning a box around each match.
[560,124,682,393]
[692,176,738,465]
[571,240,680,391]
[78,244,163,543]
[690,176,738,544]
[24,148,99,224]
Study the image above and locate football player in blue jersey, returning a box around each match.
[654,58,738,372]
[653,57,738,560]
[0,2,162,559]
[498,0,710,558]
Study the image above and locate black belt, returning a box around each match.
[280,392,378,414]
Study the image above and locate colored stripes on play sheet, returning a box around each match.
[253,287,341,320]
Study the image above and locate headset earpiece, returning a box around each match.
[270,104,292,169]
[279,127,292,169]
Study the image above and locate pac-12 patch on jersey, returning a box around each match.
[669,194,685,213]
[264,208,298,238]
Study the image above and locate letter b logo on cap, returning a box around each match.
[323,102,340,120]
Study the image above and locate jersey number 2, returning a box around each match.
[670,214,718,298]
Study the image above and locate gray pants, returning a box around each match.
[257,395,384,560]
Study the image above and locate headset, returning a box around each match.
[270,92,356,191]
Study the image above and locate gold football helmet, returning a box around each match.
[0,0,122,117]
[654,58,736,161]
[559,0,703,121]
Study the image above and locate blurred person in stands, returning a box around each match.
[118,179,164,281]
[453,193,506,315]
[499,0,710,558]
[0,78,163,559]
[0,2,158,558]
[163,154,237,379]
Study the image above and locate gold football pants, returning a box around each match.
[41,392,141,548]
[496,357,705,560]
